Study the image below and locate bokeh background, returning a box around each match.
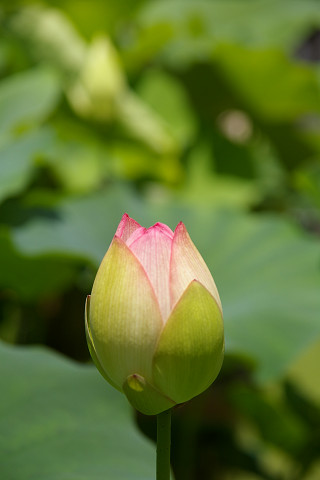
[1,1,320,479]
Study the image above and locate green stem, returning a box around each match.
[156,409,172,480]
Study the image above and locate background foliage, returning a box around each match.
[1,1,320,479]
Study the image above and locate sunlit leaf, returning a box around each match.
[0,341,155,480]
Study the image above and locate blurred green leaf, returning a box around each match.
[0,340,155,480]
[293,161,320,215]
[0,128,54,204]
[0,67,60,140]
[11,188,137,263]
[0,227,76,300]
[111,142,182,183]
[287,337,320,405]
[302,461,320,480]
[9,5,86,79]
[54,0,146,38]
[10,187,320,381]
[228,384,308,453]
[223,473,263,480]
[135,0,320,65]
[116,90,178,155]
[180,142,258,208]
[136,69,197,147]
[214,44,320,121]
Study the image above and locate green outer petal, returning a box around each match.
[90,237,163,387]
[85,295,122,391]
[123,374,176,415]
[153,280,224,404]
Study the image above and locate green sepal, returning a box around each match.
[123,374,176,415]
[85,295,122,392]
[153,280,224,404]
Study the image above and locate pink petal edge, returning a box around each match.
[169,222,222,313]
[126,222,174,248]
[115,213,142,243]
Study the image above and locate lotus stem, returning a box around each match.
[156,408,172,480]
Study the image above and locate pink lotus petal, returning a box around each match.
[127,223,174,320]
[152,222,174,240]
[125,226,147,245]
[170,222,222,312]
[115,213,141,242]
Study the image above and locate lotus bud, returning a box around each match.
[85,214,224,415]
